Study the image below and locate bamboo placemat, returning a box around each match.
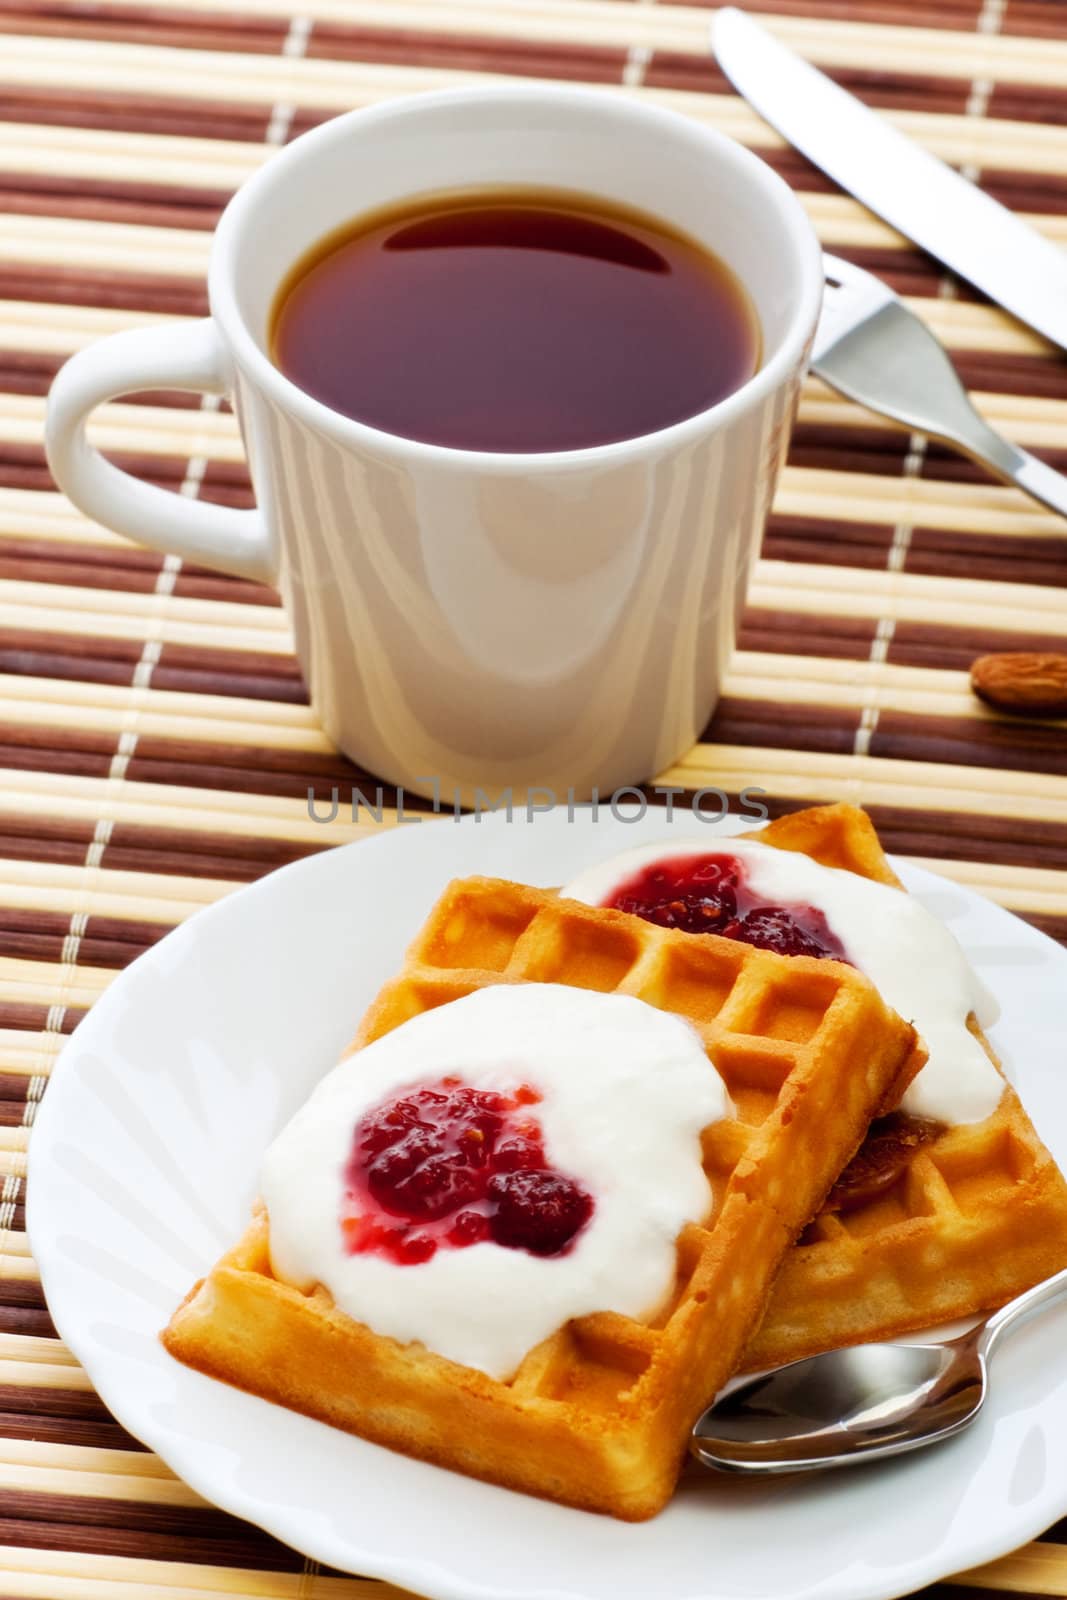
[4,0,1067,1594]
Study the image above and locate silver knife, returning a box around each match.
[713,6,1067,353]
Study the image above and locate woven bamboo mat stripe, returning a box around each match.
[4,0,1067,1594]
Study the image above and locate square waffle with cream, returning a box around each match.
[163,876,918,1520]
[738,804,1067,1370]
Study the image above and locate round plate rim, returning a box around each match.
[26,808,1067,1600]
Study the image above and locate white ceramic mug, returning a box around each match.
[45,85,822,805]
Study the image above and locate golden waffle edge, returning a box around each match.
[741,803,1067,1370]
[163,877,917,1520]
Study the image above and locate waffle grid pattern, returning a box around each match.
[745,805,1067,1369]
[165,875,917,1520]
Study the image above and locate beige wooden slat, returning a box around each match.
[0,673,321,733]
[895,856,1067,916]
[5,93,1067,182]
[0,1437,210,1507]
[0,1334,80,1367]
[0,303,186,359]
[0,852,238,921]
[0,1542,1036,1600]
[725,653,1066,725]
[1,394,242,463]
[907,298,1051,357]
[0,1460,204,1508]
[0,33,561,111]
[774,466,1067,536]
[800,192,1067,252]
[0,1030,70,1077]
[798,380,1067,453]
[0,487,136,550]
[0,656,1059,746]
[0,1545,398,1599]
[0,955,112,1003]
[0,579,293,654]
[27,0,1067,87]
[959,1541,1067,1595]
[0,483,139,547]
[0,597,289,652]
[0,1438,211,1514]
[0,214,210,277]
[0,1438,177,1484]
[660,745,1067,826]
[766,12,1067,86]
[0,122,265,189]
[0,768,391,844]
[750,561,1067,634]
[0,1355,88,1387]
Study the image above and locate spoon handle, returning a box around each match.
[979,1265,1067,1361]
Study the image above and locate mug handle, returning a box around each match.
[44,319,275,585]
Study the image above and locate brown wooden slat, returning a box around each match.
[0,266,208,316]
[0,629,303,698]
[0,1504,307,1572]
[0,9,630,84]
[870,711,1067,774]
[0,85,275,142]
[0,1418,157,1466]
[0,930,153,965]
[705,697,862,755]
[0,1310,57,1340]
[660,0,984,19]
[0,1004,82,1033]
[0,178,228,231]
[0,1386,108,1420]
[647,53,972,114]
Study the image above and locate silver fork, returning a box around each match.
[812,253,1067,520]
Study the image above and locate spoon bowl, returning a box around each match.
[693,1339,984,1473]
[691,1264,1067,1475]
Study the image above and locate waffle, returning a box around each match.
[163,877,918,1521]
[741,803,1067,1370]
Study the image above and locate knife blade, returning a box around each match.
[713,6,1067,353]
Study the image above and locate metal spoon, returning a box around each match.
[691,1265,1067,1475]
[812,253,1067,522]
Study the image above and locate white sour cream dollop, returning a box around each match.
[262,983,730,1381]
[563,838,1001,1128]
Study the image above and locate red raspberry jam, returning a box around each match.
[606,853,848,961]
[341,1075,593,1266]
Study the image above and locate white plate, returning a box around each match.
[27,807,1067,1600]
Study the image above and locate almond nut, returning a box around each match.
[970,651,1067,715]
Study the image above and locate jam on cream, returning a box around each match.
[261,983,730,1381]
[562,838,1002,1128]
[342,1075,594,1264]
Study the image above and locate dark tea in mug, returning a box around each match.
[270,188,761,454]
